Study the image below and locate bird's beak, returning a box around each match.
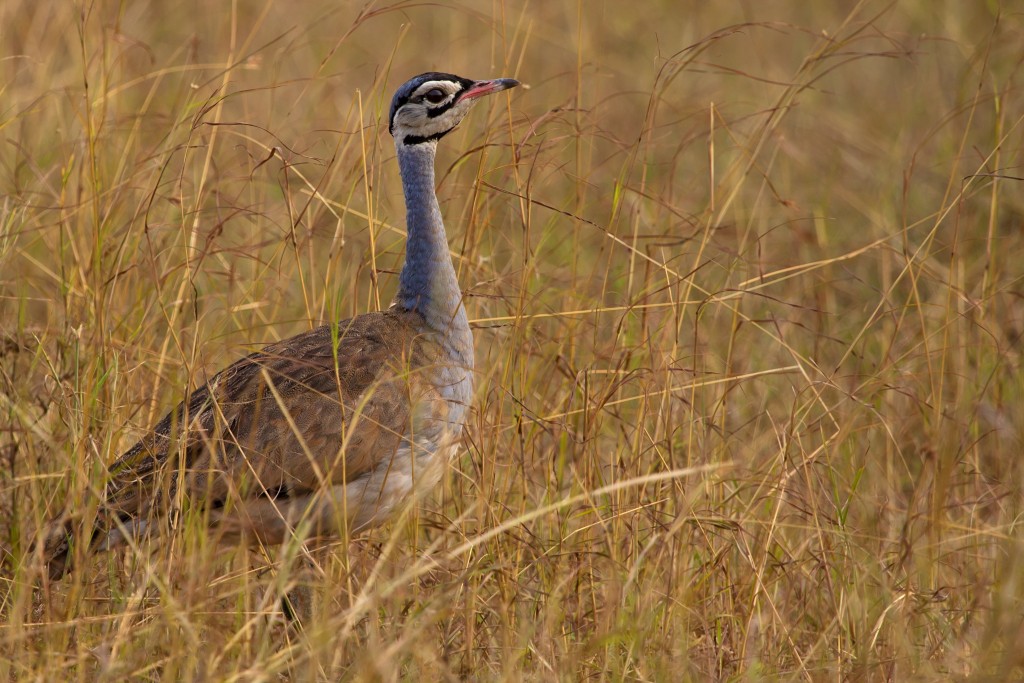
[459,78,520,102]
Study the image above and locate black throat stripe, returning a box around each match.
[403,129,452,145]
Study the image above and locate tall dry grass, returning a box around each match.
[2,1,1023,680]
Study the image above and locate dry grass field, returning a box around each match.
[2,1,1024,680]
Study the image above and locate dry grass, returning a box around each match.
[2,1,1024,680]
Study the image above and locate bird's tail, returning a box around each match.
[39,516,76,580]
[40,511,147,580]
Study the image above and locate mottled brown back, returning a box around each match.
[44,308,453,577]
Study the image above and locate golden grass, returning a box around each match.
[2,0,1023,679]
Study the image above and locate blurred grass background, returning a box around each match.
[2,0,1023,680]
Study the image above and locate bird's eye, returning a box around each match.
[423,88,447,104]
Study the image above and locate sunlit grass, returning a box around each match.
[2,1,1023,680]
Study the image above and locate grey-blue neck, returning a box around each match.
[393,140,474,389]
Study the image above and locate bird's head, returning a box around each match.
[389,72,519,147]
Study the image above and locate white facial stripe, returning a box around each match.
[411,80,458,101]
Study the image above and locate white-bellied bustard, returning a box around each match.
[42,73,520,579]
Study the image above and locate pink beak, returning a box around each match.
[458,78,521,102]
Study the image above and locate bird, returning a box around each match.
[41,72,520,579]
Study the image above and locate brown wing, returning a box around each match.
[109,309,439,514]
[45,309,442,576]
